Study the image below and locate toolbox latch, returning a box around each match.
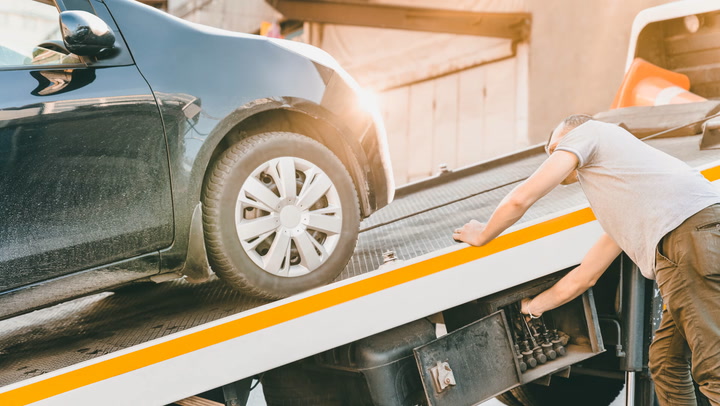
[429,361,456,393]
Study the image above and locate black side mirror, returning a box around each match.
[60,11,116,57]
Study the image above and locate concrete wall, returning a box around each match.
[527,0,674,144]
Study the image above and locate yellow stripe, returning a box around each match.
[2,166,720,405]
[702,165,720,181]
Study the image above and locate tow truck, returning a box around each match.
[2,1,720,405]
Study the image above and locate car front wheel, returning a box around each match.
[202,132,360,299]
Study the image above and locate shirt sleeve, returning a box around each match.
[554,125,598,168]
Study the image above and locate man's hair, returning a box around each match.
[562,114,593,130]
[546,114,593,152]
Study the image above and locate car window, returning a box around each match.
[0,0,82,68]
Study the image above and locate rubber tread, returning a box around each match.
[202,132,359,299]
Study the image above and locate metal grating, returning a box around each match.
[342,134,720,278]
[0,278,269,387]
[361,152,546,230]
[341,178,588,279]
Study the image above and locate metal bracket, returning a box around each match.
[429,361,456,393]
[531,366,571,387]
[700,118,720,150]
[382,250,398,263]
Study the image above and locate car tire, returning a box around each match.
[496,374,624,406]
[202,132,360,299]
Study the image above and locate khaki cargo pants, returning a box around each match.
[649,203,720,406]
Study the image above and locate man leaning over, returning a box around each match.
[453,114,720,405]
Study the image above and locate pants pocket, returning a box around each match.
[695,221,720,231]
[689,226,720,279]
[656,244,678,268]
[655,246,678,296]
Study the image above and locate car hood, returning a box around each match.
[182,20,361,92]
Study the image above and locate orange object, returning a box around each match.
[611,58,706,109]
[260,21,283,38]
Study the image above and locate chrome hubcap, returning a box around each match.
[235,157,342,277]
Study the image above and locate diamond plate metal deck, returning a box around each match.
[0,279,269,387]
[343,135,720,278]
[0,135,718,389]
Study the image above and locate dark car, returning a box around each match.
[0,0,394,320]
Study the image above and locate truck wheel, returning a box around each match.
[495,391,524,406]
[497,375,624,406]
[202,132,360,299]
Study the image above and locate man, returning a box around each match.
[453,114,720,405]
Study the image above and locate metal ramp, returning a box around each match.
[0,135,719,406]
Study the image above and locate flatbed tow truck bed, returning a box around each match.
[1,135,720,406]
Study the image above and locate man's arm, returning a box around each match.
[453,151,578,246]
[521,233,622,317]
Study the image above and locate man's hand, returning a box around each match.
[520,297,541,318]
[516,233,622,318]
[452,151,579,248]
[453,220,487,246]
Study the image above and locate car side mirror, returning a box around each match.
[60,11,116,57]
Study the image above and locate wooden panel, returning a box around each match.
[174,395,223,406]
[380,87,411,185]
[272,0,530,40]
[662,11,720,99]
[665,31,720,56]
[693,82,720,97]
[380,57,523,185]
[484,57,517,159]
[432,74,459,172]
[513,43,530,150]
[669,49,720,70]
[679,65,720,85]
[407,81,435,182]
[457,66,486,167]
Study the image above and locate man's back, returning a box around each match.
[555,120,720,278]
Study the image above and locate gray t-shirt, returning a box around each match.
[555,120,720,279]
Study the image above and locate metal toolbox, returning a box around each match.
[416,281,605,406]
[313,319,436,406]
[414,310,522,406]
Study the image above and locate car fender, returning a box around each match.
[101,0,389,274]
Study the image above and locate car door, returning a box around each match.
[0,0,173,291]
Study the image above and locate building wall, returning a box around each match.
[167,0,681,184]
[313,24,529,184]
[527,0,674,144]
[312,0,529,185]
[167,0,530,186]
[379,52,528,184]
